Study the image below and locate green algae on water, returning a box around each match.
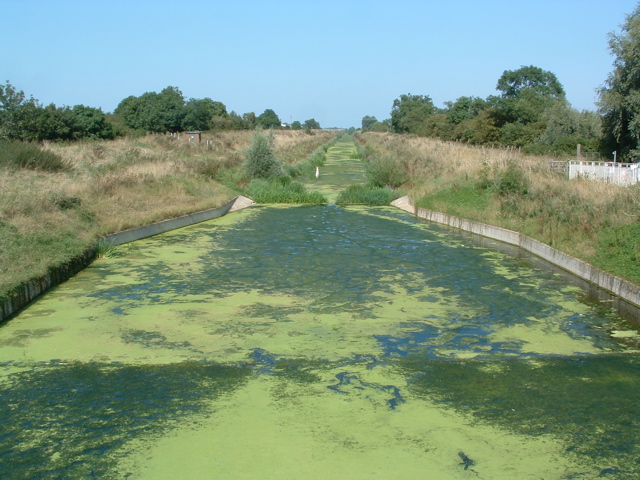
[1,202,640,479]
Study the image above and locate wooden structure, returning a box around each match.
[186,131,202,144]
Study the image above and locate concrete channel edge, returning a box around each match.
[391,195,640,309]
[0,195,256,324]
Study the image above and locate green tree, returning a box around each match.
[115,86,185,133]
[229,111,249,129]
[419,112,453,139]
[303,118,320,129]
[536,103,602,153]
[1,82,114,141]
[257,109,281,129]
[243,112,257,129]
[0,81,38,139]
[599,5,640,159]
[69,105,114,139]
[182,98,227,131]
[242,130,283,179]
[291,120,302,130]
[361,115,378,130]
[156,86,186,132]
[491,66,566,128]
[496,65,565,100]
[390,94,435,134]
[445,96,487,125]
[465,110,501,144]
[0,81,26,113]
[367,121,391,132]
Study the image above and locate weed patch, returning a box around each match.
[0,141,68,172]
[416,182,491,217]
[592,222,640,281]
[247,178,326,204]
[336,184,396,205]
[365,154,408,188]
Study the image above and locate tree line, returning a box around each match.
[362,66,602,156]
[362,4,640,161]
[0,83,322,142]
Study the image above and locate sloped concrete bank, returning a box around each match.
[391,195,640,310]
[0,195,255,324]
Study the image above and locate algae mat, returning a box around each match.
[299,136,366,202]
[1,205,640,479]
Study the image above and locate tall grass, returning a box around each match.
[247,177,326,204]
[0,130,335,301]
[360,132,640,284]
[274,130,336,164]
[336,184,397,205]
[0,141,68,171]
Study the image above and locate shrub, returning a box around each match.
[478,159,529,196]
[51,193,82,211]
[242,130,283,179]
[247,178,326,204]
[366,154,408,188]
[496,160,529,196]
[336,184,396,205]
[0,141,68,172]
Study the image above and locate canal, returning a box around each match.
[1,138,639,479]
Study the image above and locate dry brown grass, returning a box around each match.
[360,132,639,268]
[273,130,335,164]
[1,130,334,299]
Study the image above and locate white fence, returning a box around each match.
[569,161,639,186]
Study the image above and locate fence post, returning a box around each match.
[577,144,581,159]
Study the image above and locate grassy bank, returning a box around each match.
[359,132,640,285]
[0,130,335,301]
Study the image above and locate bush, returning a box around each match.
[0,141,68,172]
[478,160,529,196]
[336,184,396,205]
[247,178,326,204]
[365,154,408,188]
[496,160,529,196]
[242,130,283,179]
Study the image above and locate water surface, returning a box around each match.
[2,203,640,479]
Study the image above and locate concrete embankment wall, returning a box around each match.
[0,195,255,324]
[391,195,640,309]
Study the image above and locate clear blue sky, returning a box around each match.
[1,0,638,128]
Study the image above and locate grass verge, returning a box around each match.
[336,184,397,205]
[360,132,640,285]
[247,178,327,204]
[0,130,336,303]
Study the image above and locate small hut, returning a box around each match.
[186,131,202,145]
